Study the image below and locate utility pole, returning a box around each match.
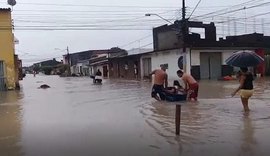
[66,46,71,76]
[181,0,187,69]
[175,0,187,136]
[181,0,187,53]
[182,0,186,21]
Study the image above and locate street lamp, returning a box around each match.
[145,13,173,24]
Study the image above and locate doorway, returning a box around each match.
[103,65,108,78]
[200,52,222,79]
[142,58,152,79]
[0,61,5,91]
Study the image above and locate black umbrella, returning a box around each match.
[225,50,264,67]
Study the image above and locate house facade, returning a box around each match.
[108,54,142,79]
[145,20,270,80]
[0,8,21,90]
[89,54,109,77]
[63,47,127,77]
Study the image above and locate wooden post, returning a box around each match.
[175,105,181,135]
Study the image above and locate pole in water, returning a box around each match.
[175,105,181,135]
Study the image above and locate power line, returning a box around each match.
[1,2,180,9]
[12,9,177,13]
[188,0,202,19]
[120,34,152,48]
[190,0,268,19]
[140,42,153,48]
[12,27,153,30]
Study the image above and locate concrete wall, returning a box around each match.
[190,49,237,66]
[156,31,178,50]
[190,49,242,79]
[139,48,238,82]
[0,9,16,90]
[109,56,141,79]
[141,49,185,85]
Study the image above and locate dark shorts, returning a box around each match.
[151,84,165,100]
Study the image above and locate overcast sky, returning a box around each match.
[1,0,269,66]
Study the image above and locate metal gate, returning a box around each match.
[0,61,6,91]
[200,52,222,79]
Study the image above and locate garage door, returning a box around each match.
[200,52,222,79]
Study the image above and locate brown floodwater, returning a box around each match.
[0,75,270,156]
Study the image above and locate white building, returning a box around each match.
[139,20,267,82]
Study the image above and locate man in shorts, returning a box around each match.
[177,70,199,101]
[150,65,168,101]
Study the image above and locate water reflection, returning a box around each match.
[0,75,270,156]
[239,112,257,156]
[0,91,23,156]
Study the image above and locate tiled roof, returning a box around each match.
[0,8,11,11]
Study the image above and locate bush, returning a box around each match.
[41,66,53,75]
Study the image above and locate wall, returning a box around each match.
[0,9,16,90]
[96,65,108,78]
[109,56,141,79]
[156,31,179,50]
[141,49,185,84]
[190,49,240,79]
[190,49,237,66]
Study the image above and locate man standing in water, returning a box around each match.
[177,70,199,101]
[150,65,168,101]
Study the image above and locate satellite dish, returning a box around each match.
[7,0,16,6]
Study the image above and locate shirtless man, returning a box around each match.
[177,70,199,101]
[150,65,168,101]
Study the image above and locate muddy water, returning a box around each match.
[1,75,270,156]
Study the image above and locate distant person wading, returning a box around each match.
[94,69,102,84]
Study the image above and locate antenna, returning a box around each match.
[7,0,16,6]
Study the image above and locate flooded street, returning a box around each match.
[1,75,270,156]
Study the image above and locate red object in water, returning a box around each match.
[255,49,265,77]
[223,76,233,81]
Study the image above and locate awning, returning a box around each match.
[89,60,108,66]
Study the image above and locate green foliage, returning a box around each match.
[33,65,40,72]
[56,64,70,74]
[41,66,53,75]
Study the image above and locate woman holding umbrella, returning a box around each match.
[231,67,254,112]
[226,50,264,112]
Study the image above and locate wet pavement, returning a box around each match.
[1,75,270,156]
